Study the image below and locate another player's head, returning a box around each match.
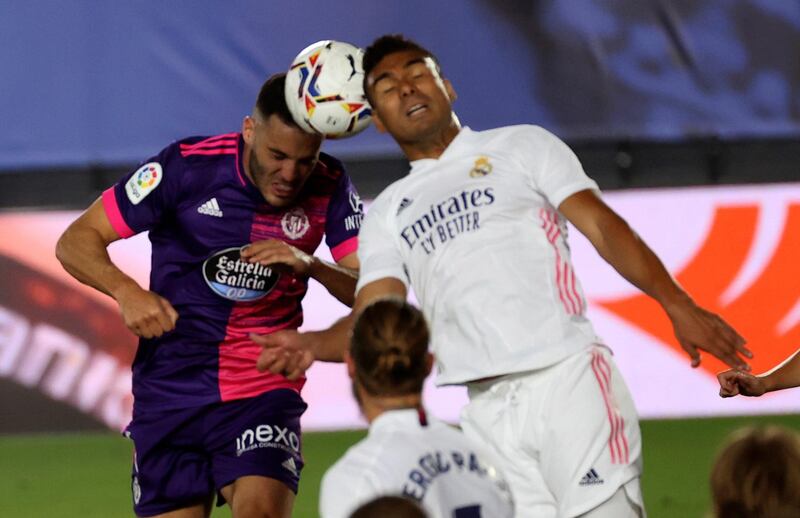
[242,73,323,207]
[710,426,800,518]
[347,298,432,413]
[350,495,429,518]
[362,34,458,150]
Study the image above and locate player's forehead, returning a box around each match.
[257,114,321,157]
[368,50,435,86]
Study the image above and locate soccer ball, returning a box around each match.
[285,40,372,139]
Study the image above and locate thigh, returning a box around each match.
[577,480,644,518]
[219,475,295,518]
[461,379,558,518]
[204,389,308,506]
[145,501,213,518]
[537,346,643,518]
[126,407,215,517]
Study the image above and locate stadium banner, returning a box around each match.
[0,182,798,431]
[2,0,799,169]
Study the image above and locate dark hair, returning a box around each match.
[350,298,430,397]
[710,426,800,518]
[362,34,440,103]
[254,73,298,128]
[350,495,428,518]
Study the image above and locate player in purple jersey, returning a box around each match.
[56,73,362,518]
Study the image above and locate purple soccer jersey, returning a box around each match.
[102,133,362,413]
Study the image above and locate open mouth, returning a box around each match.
[271,183,296,198]
[406,104,428,117]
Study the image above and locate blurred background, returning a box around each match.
[1,1,798,516]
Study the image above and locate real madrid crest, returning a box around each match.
[470,156,492,178]
[281,207,310,240]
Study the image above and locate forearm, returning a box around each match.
[761,349,800,392]
[306,313,355,362]
[592,214,689,310]
[56,225,139,300]
[308,257,358,307]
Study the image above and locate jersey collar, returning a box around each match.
[369,407,432,435]
[408,127,472,175]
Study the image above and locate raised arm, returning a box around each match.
[254,276,407,379]
[559,189,751,370]
[55,197,178,338]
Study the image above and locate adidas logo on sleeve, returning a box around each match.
[198,198,223,217]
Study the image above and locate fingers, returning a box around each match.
[714,316,752,361]
[717,370,740,398]
[240,241,311,275]
[255,348,310,380]
[680,341,702,368]
[161,298,180,327]
[241,240,287,263]
[285,354,313,380]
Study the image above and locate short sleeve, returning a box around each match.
[355,189,409,293]
[522,126,599,208]
[101,144,184,238]
[324,170,362,262]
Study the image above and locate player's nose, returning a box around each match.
[280,162,302,183]
[399,79,415,97]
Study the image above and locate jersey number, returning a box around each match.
[453,505,481,518]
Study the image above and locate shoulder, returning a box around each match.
[305,152,355,198]
[174,133,240,162]
[369,177,408,213]
[476,124,563,151]
[322,438,383,489]
[315,152,349,182]
[152,133,239,180]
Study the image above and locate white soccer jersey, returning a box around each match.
[356,125,602,384]
[319,409,514,518]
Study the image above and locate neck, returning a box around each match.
[359,391,423,424]
[399,115,461,161]
[241,143,255,184]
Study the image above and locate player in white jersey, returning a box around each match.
[255,35,752,517]
[319,298,514,518]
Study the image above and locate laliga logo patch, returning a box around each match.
[125,162,163,205]
[203,247,280,301]
[469,156,492,178]
[281,208,310,240]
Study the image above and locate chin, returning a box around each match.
[266,193,297,207]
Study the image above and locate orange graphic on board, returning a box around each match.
[596,204,800,376]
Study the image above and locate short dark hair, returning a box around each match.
[254,73,298,128]
[362,34,440,102]
[350,298,430,397]
[350,495,428,518]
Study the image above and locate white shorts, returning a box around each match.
[461,345,644,518]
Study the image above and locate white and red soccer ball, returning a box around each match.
[284,40,372,139]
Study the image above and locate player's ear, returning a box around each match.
[424,352,434,377]
[371,111,387,134]
[344,350,357,379]
[444,79,457,102]
[242,116,256,144]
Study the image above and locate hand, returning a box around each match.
[718,369,767,398]
[666,299,751,370]
[241,240,313,276]
[114,284,178,339]
[252,330,314,380]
